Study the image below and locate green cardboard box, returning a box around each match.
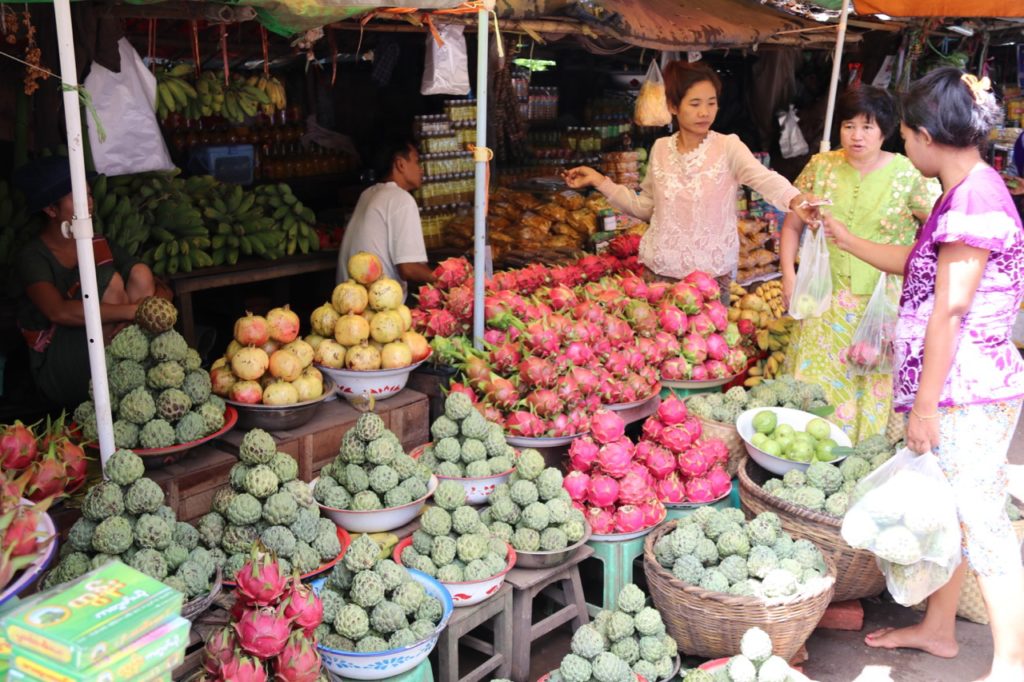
[2,561,182,670]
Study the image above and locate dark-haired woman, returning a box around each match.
[780,86,939,442]
[564,61,819,293]
[826,69,1024,679]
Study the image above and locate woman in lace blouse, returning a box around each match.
[565,61,819,293]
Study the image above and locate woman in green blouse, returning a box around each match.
[780,86,938,442]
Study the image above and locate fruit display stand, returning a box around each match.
[435,582,512,682]
[581,535,646,616]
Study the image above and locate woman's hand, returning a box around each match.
[781,270,796,307]
[822,215,855,252]
[789,193,825,224]
[562,166,604,190]
[906,410,940,455]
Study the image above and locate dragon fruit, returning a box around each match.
[645,445,678,479]
[550,265,585,288]
[586,507,616,534]
[723,322,741,347]
[587,474,620,508]
[639,500,665,526]
[609,232,641,259]
[683,270,721,301]
[563,471,591,501]
[698,438,730,467]
[653,331,681,358]
[234,605,294,658]
[202,627,237,677]
[726,348,749,374]
[707,466,733,499]
[547,413,577,438]
[657,303,688,337]
[657,396,688,425]
[417,285,443,310]
[656,473,687,504]
[524,323,560,357]
[446,286,475,322]
[634,440,659,464]
[547,285,579,311]
[425,309,460,337]
[621,276,649,301]
[685,476,716,504]
[483,377,519,409]
[659,425,696,454]
[690,364,709,381]
[517,357,555,389]
[505,410,545,438]
[613,505,646,534]
[235,547,289,607]
[273,632,323,682]
[703,359,730,379]
[626,462,655,487]
[0,422,36,471]
[217,652,268,682]
[434,257,472,289]
[659,357,690,381]
[489,343,522,373]
[280,576,323,635]
[681,418,704,443]
[579,254,614,281]
[705,300,729,332]
[617,472,651,506]
[626,301,658,337]
[597,439,634,478]
[677,449,711,478]
[646,281,669,304]
[568,437,599,472]
[705,333,729,362]
[641,417,664,443]
[682,334,708,364]
[670,282,704,315]
[688,312,716,338]
[736,318,757,337]
[590,410,625,445]
[526,389,563,418]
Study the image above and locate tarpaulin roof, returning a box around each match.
[853,0,1024,16]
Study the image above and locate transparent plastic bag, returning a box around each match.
[841,448,962,606]
[421,23,470,96]
[788,227,832,319]
[634,60,672,127]
[847,274,899,375]
[779,104,809,159]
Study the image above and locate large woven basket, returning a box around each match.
[643,520,836,660]
[688,410,744,476]
[738,456,886,602]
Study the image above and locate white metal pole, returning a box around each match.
[53,0,115,470]
[820,0,851,153]
[472,7,489,349]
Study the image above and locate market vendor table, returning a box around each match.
[168,251,337,346]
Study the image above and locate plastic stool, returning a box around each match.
[664,480,740,522]
[660,385,720,400]
[583,535,647,616]
[331,658,433,682]
[436,583,512,682]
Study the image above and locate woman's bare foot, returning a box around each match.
[864,625,959,658]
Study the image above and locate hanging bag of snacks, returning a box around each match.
[634,60,672,127]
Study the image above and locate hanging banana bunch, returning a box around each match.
[154,63,198,120]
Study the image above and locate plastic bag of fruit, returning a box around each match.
[634,60,672,127]
[841,447,961,605]
[788,226,831,319]
[847,274,899,375]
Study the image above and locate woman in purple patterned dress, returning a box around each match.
[825,68,1024,680]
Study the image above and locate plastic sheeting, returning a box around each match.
[854,0,1024,16]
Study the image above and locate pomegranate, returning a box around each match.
[401,331,431,362]
[310,303,340,337]
[368,278,403,311]
[369,311,404,344]
[313,340,346,369]
[260,339,281,357]
[263,382,299,406]
[292,374,323,402]
[234,312,271,346]
[380,341,413,369]
[281,340,314,368]
[331,281,369,315]
[345,342,382,370]
[211,356,227,371]
[303,334,325,351]
[266,305,300,343]
[334,314,370,347]
[268,350,303,382]
[231,347,270,381]
[210,366,237,396]
[225,339,243,361]
[347,251,384,284]
[230,381,264,404]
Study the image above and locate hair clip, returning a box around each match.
[960,73,991,103]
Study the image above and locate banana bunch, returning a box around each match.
[745,318,794,386]
[196,183,287,266]
[0,181,41,270]
[753,280,786,318]
[90,175,150,256]
[253,183,319,256]
[248,75,286,115]
[196,71,225,118]
[155,64,198,120]
[222,74,271,124]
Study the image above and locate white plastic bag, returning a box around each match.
[842,448,962,605]
[420,23,470,96]
[634,60,672,127]
[847,274,899,375]
[84,38,174,176]
[779,105,809,159]
[788,227,832,319]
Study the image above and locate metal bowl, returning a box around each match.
[513,526,593,569]
[313,476,438,533]
[225,376,336,431]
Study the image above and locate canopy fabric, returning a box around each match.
[854,0,1024,16]
[234,0,470,36]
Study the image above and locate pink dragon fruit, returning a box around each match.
[677,448,711,478]
[590,409,626,445]
[685,476,716,503]
[659,424,696,454]
[563,470,591,501]
[634,440,659,463]
[690,364,709,381]
[550,264,585,288]
[659,357,690,381]
[636,337,663,366]
[597,438,634,478]
[646,281,669,304]
[621,276,649,301]
[645,445,678,479]
[586,506,616,534]
[234,605,294,658]
[614,505,647,534]
[489,343,522,373]
[703,359,730,379]
[682,333,708,364]
[656,473,688,504]
[726,347,749,374]
[705,300,729,332]
[641,417,664,443]
[706,466,732,499]
[446,286,475,322]
[617,471,652,506]
[505,411,545,437]
[569,367,600,396]
[202,627,237,677]
[683,270,721,301]
[564,341,596,367]
[235,547,289,607]
[526,389,563,418]
[627,462,655,487]
[736,318,757,337]
[546,413,576,438]
[670,281,704,314]
[587,474,620,507]
[657,396,688,425]
[548,285,579,311]
[653,331,681,357]
[688,312,716,338]
[274,632,323,682]
[705,333,729,361]
[483,377,519,410]
[524,322,560,357]
[217,653,268,682]
[639,499,666,526]
[280,576,324,635]
[681,418,704,443]
[658,303,689,337]
[434,257,472,289]
[426,309,460,337]
[518,357,556,389]
[418,285,443,310]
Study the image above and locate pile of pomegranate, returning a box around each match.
[0,415,88,502]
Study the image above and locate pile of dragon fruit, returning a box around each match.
[413,241,749,438]
[565,398,733,523]
[562,410,667,536]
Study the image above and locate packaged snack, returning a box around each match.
[554,190,586,211]
[634,60,672,127]
[537,203,568,223]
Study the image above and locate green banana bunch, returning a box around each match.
[0,181,41,272]
[253,183,320,257]
[154,64,198,121]
[221,74,270,124]
[196,71,225,118]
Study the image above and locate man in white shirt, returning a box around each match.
[337,138,435,300]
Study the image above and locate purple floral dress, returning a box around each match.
[893,165,1024,412]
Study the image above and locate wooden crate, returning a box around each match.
[147,445,239,523]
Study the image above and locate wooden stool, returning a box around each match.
[505,545,593,682]
[436,583,512,682]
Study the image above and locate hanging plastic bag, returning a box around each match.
[779,105,809,159]
[842,448,962,606]
[421,23,470,96]
[84,38,175,175]
[788,227,832,319]
[634,60,672,127]
[847,274,899,375]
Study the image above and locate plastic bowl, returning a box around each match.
[393,537,516,607]
[514,525,593,569]
[225,376,335,431]
[311,476,437,534]
[0,500,56,608]
[313,569,453,680]
[409,443,514,505]
[539,674,647,682]
[316,352,431,404]
[590,507,667,543]
[736,407,851,476]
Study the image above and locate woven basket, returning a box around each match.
[687,409,744,476]
[182,567,222,621]
[738,456,886,602]
[643,520,836,660]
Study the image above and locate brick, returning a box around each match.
[816,599,864,631]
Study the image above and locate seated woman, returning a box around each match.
[13,156,158,408]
